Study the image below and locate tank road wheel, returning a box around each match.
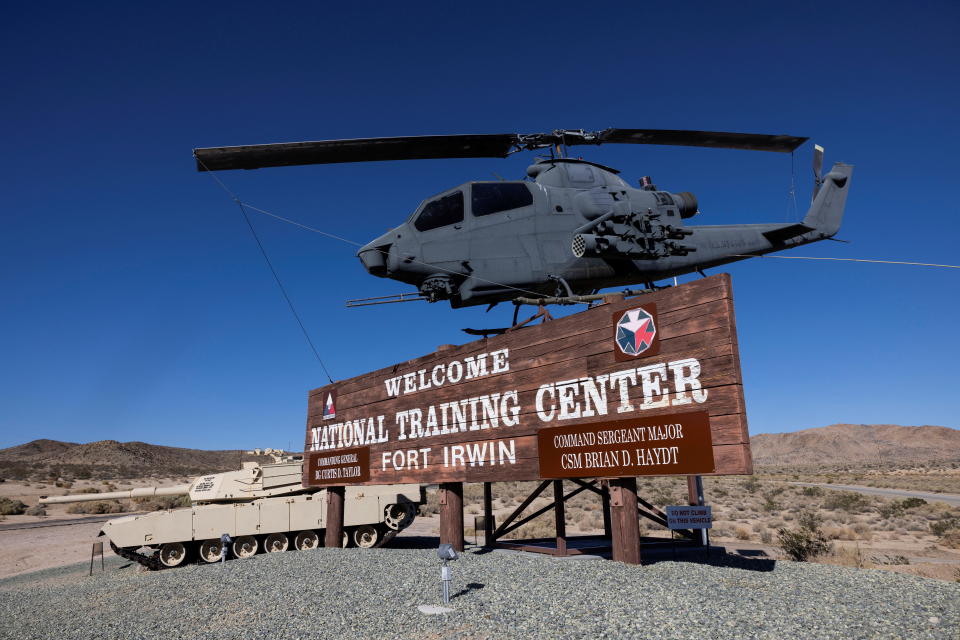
[294,530,319,551]
[264,533,289,553]
[232,535,258,559]
[384,502,416,530]
[343,530,349,548]
[199,539,224,563]
[158,542,188,568]
[352,525,380,548]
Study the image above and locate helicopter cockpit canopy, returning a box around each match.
[412,182,535,232]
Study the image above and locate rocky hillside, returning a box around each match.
[750,424,960,468]
[0,439,268,480]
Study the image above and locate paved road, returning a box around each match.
[0,513,141,532]
[788,482,960,507]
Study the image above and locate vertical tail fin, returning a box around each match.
[802,162,853,237]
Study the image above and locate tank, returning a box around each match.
[39,450,424,569]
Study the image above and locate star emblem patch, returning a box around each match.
[614,306,658,358]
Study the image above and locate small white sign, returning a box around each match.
[666,505,712,529]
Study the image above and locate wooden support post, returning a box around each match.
[324,486,345,548]
[439,482,464,552]
[553,480,567,556]
[608,477,641,565]
[687,475,700,505]
[483,482,494,546]
[601,480,612,539]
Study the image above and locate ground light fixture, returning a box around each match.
[437,543,459,604]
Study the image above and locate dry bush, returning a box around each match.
[778,526,832,561]
[0,498,27,515]
[759,529,773,544]
[508,517,555,540]
[930,516,960,537]
[419,490,441,516]
[25,505,46,516]
[734,526,751,540]
[851,522,873,541]
[66,500,126,514]
[824,526,857,541]
[823,491,870,512]
[940,530,960,549]
[133,495,191,511]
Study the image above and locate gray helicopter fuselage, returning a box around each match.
[357,158,852,307]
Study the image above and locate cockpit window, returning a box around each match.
[472,183,533,217]
[414,191,464,231]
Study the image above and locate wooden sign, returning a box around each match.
[303,274,751,487]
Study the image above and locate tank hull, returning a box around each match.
[103,484,421,562]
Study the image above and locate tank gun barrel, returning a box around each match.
[39,484,192,505]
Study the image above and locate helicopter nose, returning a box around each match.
[358,242,391,277]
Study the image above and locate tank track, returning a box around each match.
[110,540,163,571]
[372,527,398,548]
[110,524,402,570]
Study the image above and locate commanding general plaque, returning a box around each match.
[303,274,751,487]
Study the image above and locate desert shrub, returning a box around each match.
[762,495,781,512]
[713,487,728,498]
[801,486,823,497]
[759,529,772,544]
[66,501,126,515]
[133,495,191,511]
[734,526,751,540]
[824,526,857,541]
[930,516,960,537]
[879,497,929,519]
[0,498,28,515]
[419,490,441,516]
[54,481,73,488]
[851,522,872,540]
[940,531,960,549]
[25,505,46,516]
[740,477,761,494]
[797,510,822,532]
[823,492,869,512]
[777,524,832,561]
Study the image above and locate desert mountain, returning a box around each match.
[0,439,267,480]
[750,424,960,468]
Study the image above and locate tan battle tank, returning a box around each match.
[40,450,423,569]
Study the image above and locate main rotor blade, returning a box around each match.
[195,134,519,171]
[595,129,808,153]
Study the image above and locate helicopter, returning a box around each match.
[194,128,852,309]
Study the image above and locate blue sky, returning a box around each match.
[2,2,958,450]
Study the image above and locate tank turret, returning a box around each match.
[40,453,423,569]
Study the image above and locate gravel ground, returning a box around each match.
[1,539,957,640]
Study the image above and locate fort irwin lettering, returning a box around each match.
[302,274,752,487]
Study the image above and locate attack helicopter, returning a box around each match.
[194,128,853,309]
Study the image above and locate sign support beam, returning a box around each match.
[439,482,464,552]
[553,480,567,556]
[482,482,494,546]
[609,477,641,564]
[324,486,345,548]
